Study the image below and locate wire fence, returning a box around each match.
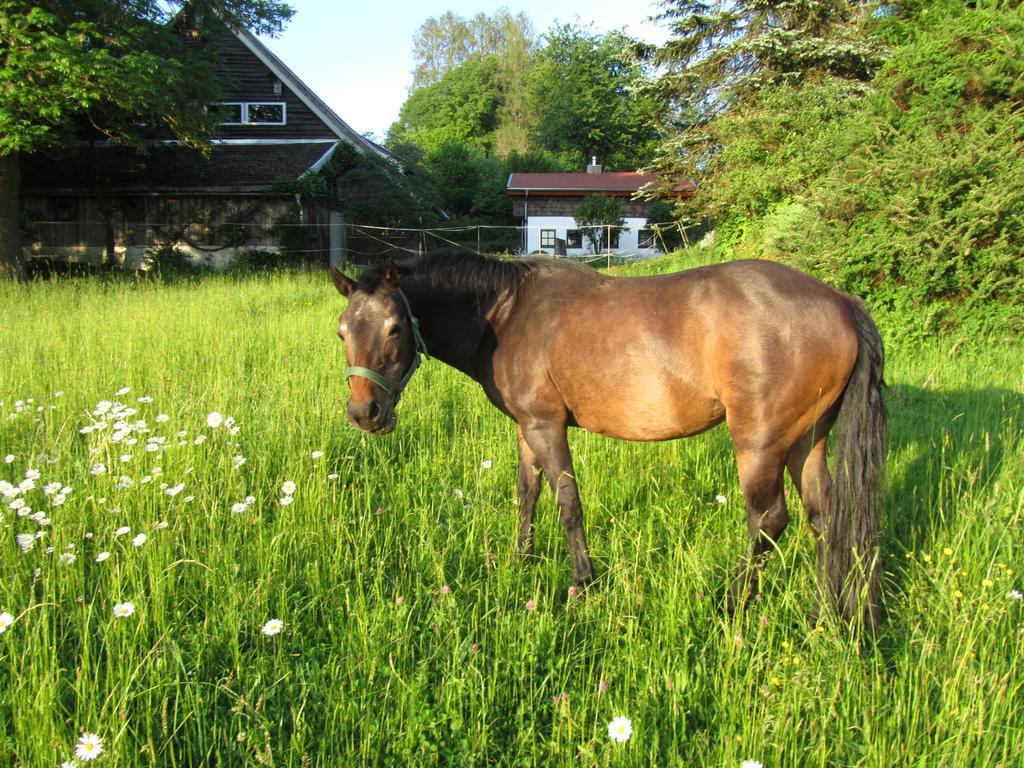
[23,219,690,270]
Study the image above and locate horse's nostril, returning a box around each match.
[368,401,381,422]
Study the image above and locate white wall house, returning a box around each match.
[506,162,694,256]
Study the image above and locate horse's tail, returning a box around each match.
[828,297,886,631]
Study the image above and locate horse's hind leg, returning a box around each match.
[728,448,789,614]
[516,425,544,558]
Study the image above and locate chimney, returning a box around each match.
[586,156,602,174]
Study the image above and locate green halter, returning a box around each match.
[345,290,428,402]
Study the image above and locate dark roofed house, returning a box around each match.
[20,26,393,269]
[506,160,695,256]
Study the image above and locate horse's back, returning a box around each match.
[495,259,860,445]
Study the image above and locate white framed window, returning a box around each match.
[219,102,286,126]
[540,229,556,248]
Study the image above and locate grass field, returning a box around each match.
[1,257,1022,766]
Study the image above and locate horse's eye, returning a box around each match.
[387,323,403,338]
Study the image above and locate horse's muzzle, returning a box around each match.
[346,398,397,435]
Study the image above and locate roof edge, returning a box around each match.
[236,29,386,160]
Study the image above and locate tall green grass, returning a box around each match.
[0,265,1021,766]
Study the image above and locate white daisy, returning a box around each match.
[608,715,632,743]
[112,602,135,618]
[262,618,284,636]
[279,496,293,506]
[132,533,147,548]
[114,526,131,538]
[16,533,35,552]
[95,551,110,563]
[280,480,296,495]
[311,450,324,459]
[206,412,224,428]
[0,611,14,633]
[74,731,103,761]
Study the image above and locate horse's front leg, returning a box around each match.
[516,425,543,558]
[519,421,594,586]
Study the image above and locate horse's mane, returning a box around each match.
[358,248,535,296]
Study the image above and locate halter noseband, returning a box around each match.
[345,290,428,403]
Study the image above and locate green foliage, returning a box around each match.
[574,194,627,252]
[661,1,1024,335]
[645,199,695,251]
[275,142,438,229]
[785,3,1024,330]
[411,9,534,91]
[388,55,504,156]
[526,24,663,171]
[649,0,884,189]
[389,20,661,227]
[0,1,292,155]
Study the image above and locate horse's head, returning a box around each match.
[332,264,424,435]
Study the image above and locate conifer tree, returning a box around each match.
[647,0,886,199]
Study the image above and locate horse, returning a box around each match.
[331,249,886,629]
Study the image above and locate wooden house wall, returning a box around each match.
[511,195,652,219]
[214,34,336,140]
[21,193,314,260]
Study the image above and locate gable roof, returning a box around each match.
[233,29,388,161]
[506,172,696,197]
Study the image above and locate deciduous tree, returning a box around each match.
[411,9,534,90]
[574,194,627,252]
[0,0,293,278]
[526,24,662,172]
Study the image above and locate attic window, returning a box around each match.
[219,102,286,126]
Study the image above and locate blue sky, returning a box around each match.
[259,0,669,141]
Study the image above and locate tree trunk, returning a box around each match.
[0,152,26,280]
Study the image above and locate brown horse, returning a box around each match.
[331,249,886,628]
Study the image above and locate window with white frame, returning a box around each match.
[540,229,556,248]
[219,102,286,125]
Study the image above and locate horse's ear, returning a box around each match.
[332,268,356,297]
[381,262,400,291]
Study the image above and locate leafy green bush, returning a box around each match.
[699,2,1024,335]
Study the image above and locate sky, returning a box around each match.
[259,0,670,141]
